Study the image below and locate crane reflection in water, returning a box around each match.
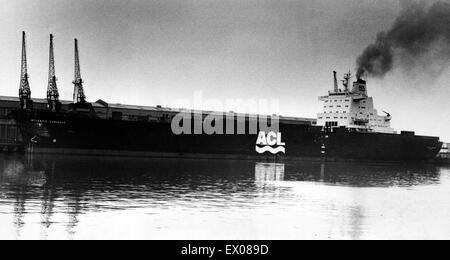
[0,154,448,239]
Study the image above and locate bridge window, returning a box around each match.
[325,121,338,127]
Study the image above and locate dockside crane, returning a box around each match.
[73,38,86,104]
[47,34,61,112]
[19,31,32,109]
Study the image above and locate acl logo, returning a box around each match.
[255,131,285,154]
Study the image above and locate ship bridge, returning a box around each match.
[316,71,395,134]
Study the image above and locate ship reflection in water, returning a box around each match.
[0,155,449,239]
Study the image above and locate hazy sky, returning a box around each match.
[0,0,449,141]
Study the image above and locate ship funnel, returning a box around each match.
[333,71,338,92]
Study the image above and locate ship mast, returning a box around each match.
[19,31,32,109]
[342,71,352,92]
[73,38,86,104]
[47,34,61,112]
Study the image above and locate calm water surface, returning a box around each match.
[0,154,449,240]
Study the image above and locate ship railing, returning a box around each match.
[353,117,369,123]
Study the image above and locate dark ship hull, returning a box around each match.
[9,109,442,162]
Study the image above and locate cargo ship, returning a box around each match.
[0,32,443,162]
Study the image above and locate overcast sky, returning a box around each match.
[0,0,449,141]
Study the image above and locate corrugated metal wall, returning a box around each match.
[0,123,19,144]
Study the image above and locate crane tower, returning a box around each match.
[73,38,86,104]
[19,31,32,109]
[47,34,61,112]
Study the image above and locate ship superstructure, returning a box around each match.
[317,72,394,133]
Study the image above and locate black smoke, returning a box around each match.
[356,1,450,79]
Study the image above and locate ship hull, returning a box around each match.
[11,109,442,162]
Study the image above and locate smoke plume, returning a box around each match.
[356,1,450,79]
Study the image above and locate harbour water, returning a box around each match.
[0,154,449,240]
